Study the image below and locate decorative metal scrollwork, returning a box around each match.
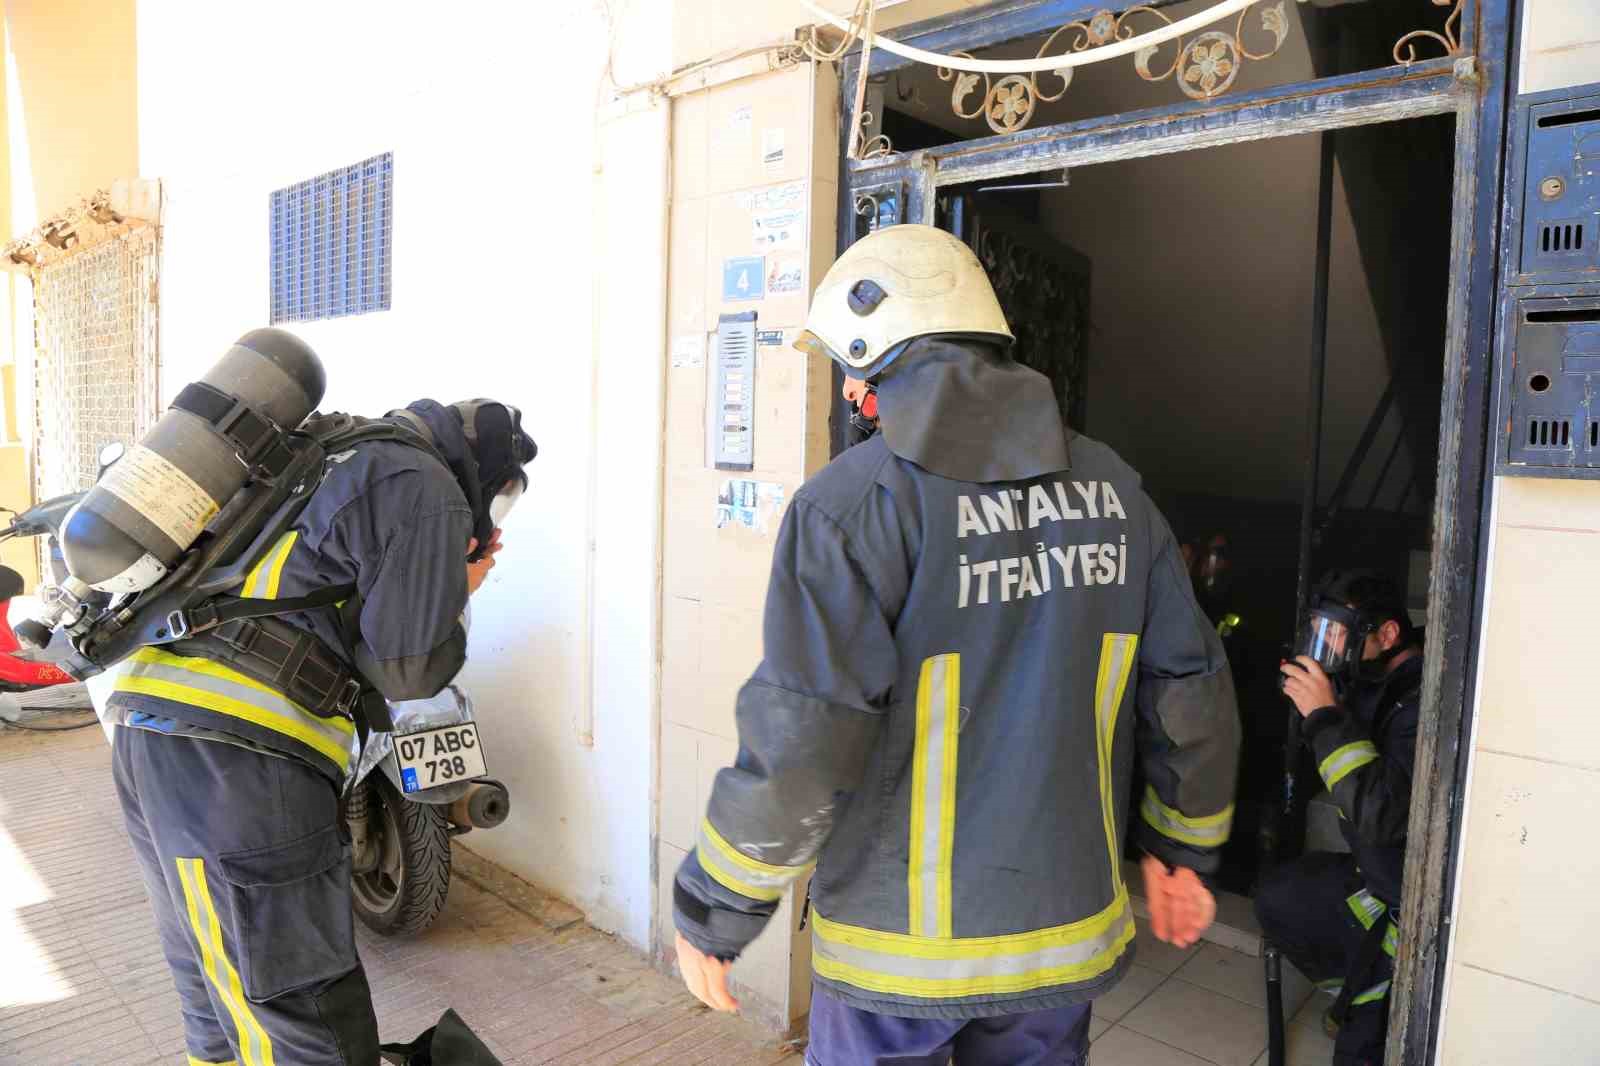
[937,3,1293,135]
[1394,0,1465,65]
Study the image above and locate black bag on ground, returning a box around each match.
[379,1009,503,1065]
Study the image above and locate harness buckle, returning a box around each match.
[335,678,363,717]
[166,602,220,640]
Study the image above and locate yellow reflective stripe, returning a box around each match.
[118,649,353,769]
[188,1058,239,1066]
[1140,788,1234,848]
[1345,887,1385,930]
[812,887,1135,998]
[695,819,810,903]
[1383,922,1398,958]
[242,531,298,599]
[1319,740,1379,789]
[1351,979,1391,1006]
[908,653,959,939]
[1094,635,1139,890]
[175,859,274,1066]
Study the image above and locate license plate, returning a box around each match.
[392,725,487,794]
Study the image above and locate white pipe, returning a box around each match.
[799,0,1262,74]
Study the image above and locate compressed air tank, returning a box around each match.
[60,328,325,593]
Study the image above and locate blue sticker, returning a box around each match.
[756,329,784,347]
[723,256,765,302]
[401,767,419,793]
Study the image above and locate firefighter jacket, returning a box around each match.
[104,401,476,781]
[674,339,1241,1019]
[1302,653,1422,908]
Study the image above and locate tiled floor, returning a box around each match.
[2,722,1338,1066]
[1089,919,1337,1066]
[0,723,798,1066]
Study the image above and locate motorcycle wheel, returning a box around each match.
[350,774,452,937]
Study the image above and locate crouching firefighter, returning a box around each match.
[1259,571,1422,1066]
[672,225,1243,1066]
[91,332,536,1065]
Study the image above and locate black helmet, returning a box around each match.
[392,399,537,560]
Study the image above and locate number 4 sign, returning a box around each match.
[723,256,765,302]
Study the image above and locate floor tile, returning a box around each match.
[1093,963,1167,1025]
[1120,978,1268,1066]
[1251,1013,1337,1066]
[0,728,791,1066]
[1091,1026,1214,1066]
[1090,1014,1112,1042]
[1175,942,1313,1013]
[1133,917,1202,975]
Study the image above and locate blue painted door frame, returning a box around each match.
[830,4,1516,1062]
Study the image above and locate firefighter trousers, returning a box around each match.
[1255,851,1395,1066]
[113,724,381,1066]
[805,981,1091,1066]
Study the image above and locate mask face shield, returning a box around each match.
[1298,602,1362,678]
[488,482,523,527]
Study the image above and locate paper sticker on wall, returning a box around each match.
[768,256,803,295]
[762,128,786,169]
[753,206,805,252]
[722,256,765,302]
[716,478,786,534]
[748,182,805,213]
[671,334,707,368]
[756,329,785,347]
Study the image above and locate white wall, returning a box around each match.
[1434,4,1600,1062]
[1519,0,1600,95]
[135,0,665,947]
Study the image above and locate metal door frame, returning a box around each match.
[833,3,1514,1062]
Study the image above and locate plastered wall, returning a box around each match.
[655,56,840,1031]
[1435,5,1600,1062]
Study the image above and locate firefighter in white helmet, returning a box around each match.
[673,224,1241,1065]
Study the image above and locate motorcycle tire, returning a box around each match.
[351,774,452,937]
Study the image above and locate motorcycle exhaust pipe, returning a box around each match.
[448,780,510,830]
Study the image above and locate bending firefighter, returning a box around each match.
[1259,570,1422,1066]
[101,331,536,1065]
[673,225,1242,1065]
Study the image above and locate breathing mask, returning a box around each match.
[488,482,523,527]
[849,384,880,443]
[1290,570,1412,686]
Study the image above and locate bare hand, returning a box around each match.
[675,933,739,1012]
[1141,854,1216,950]
[466,530,503,596]
[1280,656,1338,718]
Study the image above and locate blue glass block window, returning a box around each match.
[270,152,392,323]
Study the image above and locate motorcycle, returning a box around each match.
[345,684,511,936]
[2,440,513,938]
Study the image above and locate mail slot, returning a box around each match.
[1520,93,1600,280]
[1506,297,1600,469]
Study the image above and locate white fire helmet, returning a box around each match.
[794,224,1014,377]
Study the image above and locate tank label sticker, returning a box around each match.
[97,444,220,550]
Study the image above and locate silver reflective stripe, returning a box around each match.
[116,652,354,769]
[908,654,959,939]
[1320,740,1379,789]
[694,819,803,902]
[1095,634,1139,884]
[1346,887,1385,930]
[1139,788,1233,847]
[813,892,1134,992]
[1351,979,1391,1006]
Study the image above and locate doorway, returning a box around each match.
[932,113,1453,898]
[833,0,1509,1059]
